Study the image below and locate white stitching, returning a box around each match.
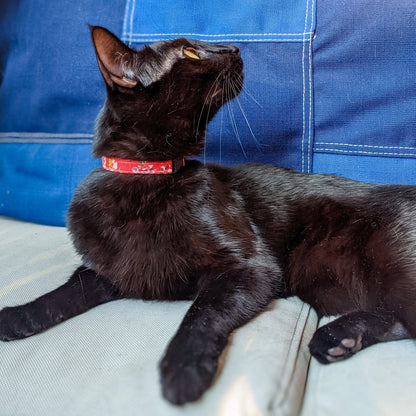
[129,0,136,45]
[122,0,132,45]
[0,132,94,144]
[121,38,313,43]
[301,0,310,172]
[307,0,315,173]
[0,132,94,138]
[123,32,315,37]
[314,148,416,157]
[0,139,93,144]
[315,142,416,151]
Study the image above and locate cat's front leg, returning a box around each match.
[160,265,277,405]
[308,310,410,364]
[0,266,120,341]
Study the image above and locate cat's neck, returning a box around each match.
[92,101,206,161]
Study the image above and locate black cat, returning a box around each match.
[1,26,415,405]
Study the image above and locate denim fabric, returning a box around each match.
[312,0,416,183]
[0,0,315,225]
[0,0,126,225]
[0,0,415,226]
[122,0,315,43]
[123,0,316,172]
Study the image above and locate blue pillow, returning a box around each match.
[122,0,315,173]
[1,0,415,226]
[0,0,125,225]
[0,0,315,225]
[312,0,416,184]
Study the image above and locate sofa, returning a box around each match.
[1,0,416,415]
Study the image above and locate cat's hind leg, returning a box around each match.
[308,310,409,364]
[0,266,120,341]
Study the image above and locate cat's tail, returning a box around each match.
[0,266,120,341]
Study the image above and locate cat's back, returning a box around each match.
[221,162,416,208]
[215,162,416,244]
[223,163,370,201]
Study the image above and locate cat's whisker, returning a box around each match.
[202,93,215,164]
[229,80,261,151]
[234,96,261,151]
[195,72,224,140]
[202,77,223,163]
[234,73,264,110]
[225,75,247,159]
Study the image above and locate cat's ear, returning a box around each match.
[90,26,138,89]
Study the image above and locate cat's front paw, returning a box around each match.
[308,323,363,364]
[0,306,37,341]
[159,336,222,405]
[160,353,217,405]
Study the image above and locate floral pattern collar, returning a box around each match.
[102,156,185,175]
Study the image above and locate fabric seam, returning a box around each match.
[301,0,314,173]
[307,0,315,174]
[125,32,315,37]
[315,142,416,151]
[122,0,315,43]
[0,132,94,144]
[122,37,314,43]
[271,303,316,416]
[314,147,416,157]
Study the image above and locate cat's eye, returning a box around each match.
[183,47,200,60]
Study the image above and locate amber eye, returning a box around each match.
[183,46,200,60]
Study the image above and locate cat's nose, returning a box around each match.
[220,44,239,54]
[208,43,240,55]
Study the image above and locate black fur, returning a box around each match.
[1,26,416,405]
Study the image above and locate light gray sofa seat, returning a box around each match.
[2,215,416,415]
[301,318,416,416]
[0,216,316,416]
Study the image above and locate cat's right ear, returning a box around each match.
[90,26,138,89]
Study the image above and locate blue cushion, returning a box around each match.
[312,0,416,183]
[1,0,415,226]
[0,0,125,225]
[122,0,315,172]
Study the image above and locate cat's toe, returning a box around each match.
[309,326,363,364]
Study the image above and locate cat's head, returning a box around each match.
[90,26,243,161]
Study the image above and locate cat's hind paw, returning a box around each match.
[308,324,363,364]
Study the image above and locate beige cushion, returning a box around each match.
[0,216,317,416]
[301,317,416,416]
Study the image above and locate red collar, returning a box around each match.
[102,156,185,175]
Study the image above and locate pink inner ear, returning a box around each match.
[91,26,135,84]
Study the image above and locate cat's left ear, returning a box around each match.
[90,26,138,89]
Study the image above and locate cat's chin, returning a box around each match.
[210,74,243,102]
